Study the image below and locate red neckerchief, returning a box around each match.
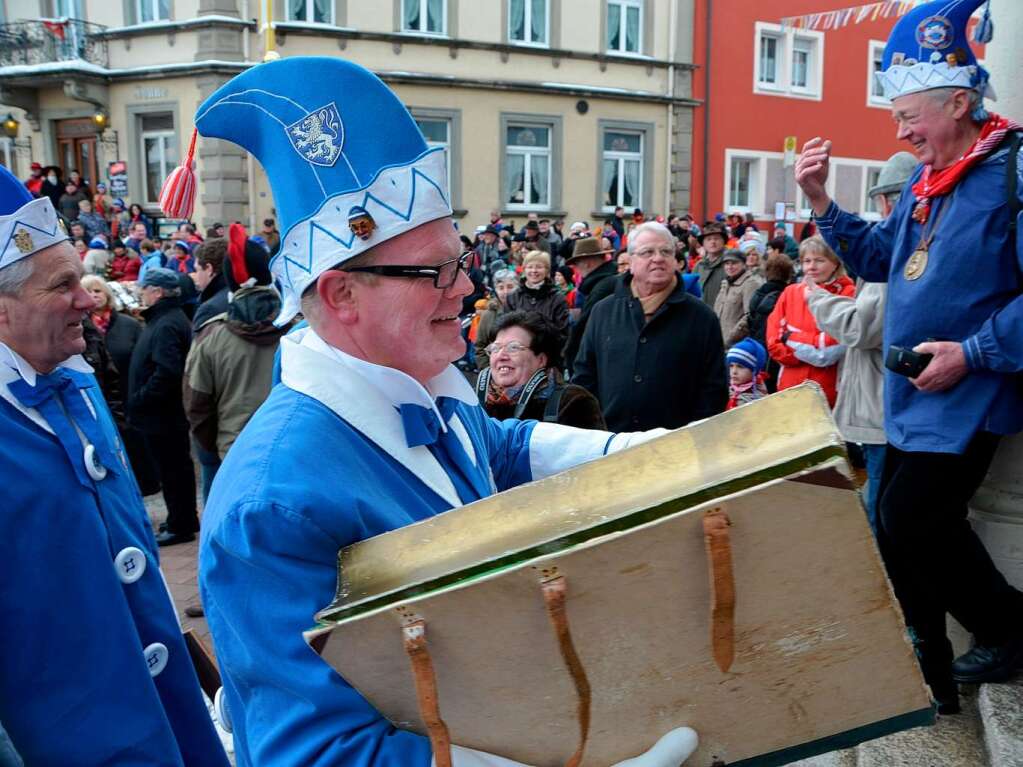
[911,113,1023,224]
[91,307,111,335]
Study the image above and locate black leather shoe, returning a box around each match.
[155,530,196,547]
[952,636,1023,684]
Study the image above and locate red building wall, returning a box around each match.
[689,0,982,229]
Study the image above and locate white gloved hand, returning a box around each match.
[443,727,699,767]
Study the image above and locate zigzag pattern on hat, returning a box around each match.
[0,198,70,270]
[877,60,979,100]
[272,148,450,322]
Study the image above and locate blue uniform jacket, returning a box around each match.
[814,140,1023,453]
[0,354,229,766]
[200,329,638,766]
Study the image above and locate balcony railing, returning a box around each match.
[0,18,108,69]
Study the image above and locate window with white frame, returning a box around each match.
[140,113,177,204]
[607,0,642,55]
[403,0,446,35]
[868,40,889,107]
[863,165,885,219]
[135,0,170,23]
[287,0,334,24]
[754,22,823,99]
[729,157,754,210]
[601,130,643,211]
[415,117,451,199]
[505,124,551,209]
[510,0,548,46]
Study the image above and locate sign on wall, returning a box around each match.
[108,160,128,196]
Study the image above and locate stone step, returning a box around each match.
[978,678,1023,767]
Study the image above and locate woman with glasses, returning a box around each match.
[478,310,605,429]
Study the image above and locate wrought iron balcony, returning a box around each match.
[0,18,108,69]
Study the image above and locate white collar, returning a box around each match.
[0,341,92,386]
[300,328,476,431]
[279,327,479,508]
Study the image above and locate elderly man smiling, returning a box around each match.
[795,0,1023,713]
[0,167,228,764]
[195,57,697,767]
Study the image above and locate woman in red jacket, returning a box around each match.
[766,237,855,406]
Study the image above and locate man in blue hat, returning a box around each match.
[196,56,697,766]
[795,0,1023,712]
[0,167,229,764]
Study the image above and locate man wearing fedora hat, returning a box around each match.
[561,236,616,372]
[694,221,728,308]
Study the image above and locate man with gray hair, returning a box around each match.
[796,0,1023,712]
[127,266,198,546]
[0,167,227,763]
[574,221,726,431]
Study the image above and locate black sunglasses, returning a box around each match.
[343,251,472,289]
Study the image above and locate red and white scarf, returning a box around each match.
[912,113,1022,223]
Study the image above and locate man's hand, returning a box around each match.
[794,137,833,216]
[911,341,968,392]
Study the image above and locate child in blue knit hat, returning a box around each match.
[726,337,768,410]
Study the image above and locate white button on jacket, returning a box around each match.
[114,547,147,584]
[83,443,107,481]
[143,642,168,677]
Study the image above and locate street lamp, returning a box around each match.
[2,114,18,139]
[92,111,108,129]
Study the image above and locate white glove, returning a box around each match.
[442,727,699,767]
[787,340,846,368]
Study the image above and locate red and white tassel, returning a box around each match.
[159,127,198,220]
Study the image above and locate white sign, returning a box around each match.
[134,86,169,101]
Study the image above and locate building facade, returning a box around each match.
[689,0,983,228]
[0,0,698,233]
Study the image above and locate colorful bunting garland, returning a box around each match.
[781,1,926,31]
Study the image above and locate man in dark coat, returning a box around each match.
[574,223,727,431]
[562,236,616,372]
[127,267,197,546]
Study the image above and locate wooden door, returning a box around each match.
[55,118,98,187]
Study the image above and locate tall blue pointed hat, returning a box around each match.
[195,56,451,323]
[877,0,996,110]
[0,164,69,271]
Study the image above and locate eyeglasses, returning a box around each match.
[343,251,472,289]
[631,246,675,259]
[485,340,530,356]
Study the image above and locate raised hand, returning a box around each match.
[795,137,833,215]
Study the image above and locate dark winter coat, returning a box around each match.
[126,296,193,435]
[563,259,618,371]
[746,279,788,346]
[484,379,606,430]
[192,272,231,332]
[573,274,727,431]
[505,278,570,342]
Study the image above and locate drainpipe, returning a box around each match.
[664,0,677,214]
[243,0,258,230]
[701,0,711,222]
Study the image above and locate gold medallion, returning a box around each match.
[904,247,928,281]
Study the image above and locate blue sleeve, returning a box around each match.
[200,500,433,767]
[962,160,1023,373]
[482,415,537,491]
[812,189,911,282]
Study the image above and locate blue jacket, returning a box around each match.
[200,329,639,765]
[0,352,229,766]
[814,139,1023,453]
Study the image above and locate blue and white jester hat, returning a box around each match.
[0,164,69,271]
[877,0,996,113]
[194,56,451,324]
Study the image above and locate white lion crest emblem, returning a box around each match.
[286,103,345,167]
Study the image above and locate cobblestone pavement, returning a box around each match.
[143,491,211,650]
